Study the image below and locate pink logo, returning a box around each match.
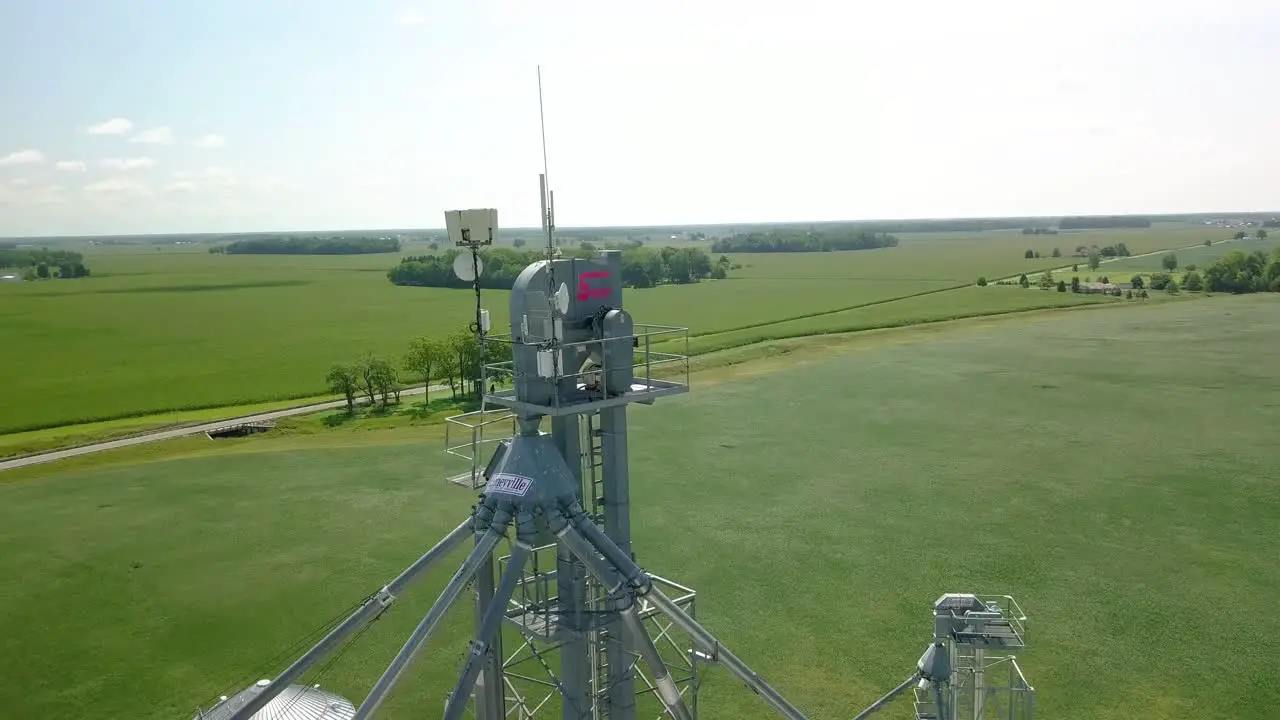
[577,270,612,301]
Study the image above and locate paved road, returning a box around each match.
[0,383,451,473]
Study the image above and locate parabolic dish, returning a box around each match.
[554,282,570,314]
[452,252,483,282]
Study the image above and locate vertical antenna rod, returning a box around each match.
[537,65,556,260]
[537,65,561,360]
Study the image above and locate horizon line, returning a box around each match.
[5,208,1279,241]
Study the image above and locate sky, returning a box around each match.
[2,0,1279,237]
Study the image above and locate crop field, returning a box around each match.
[1077,236,1280,275]
[0,294,1276,719]
[0,226,1221,434]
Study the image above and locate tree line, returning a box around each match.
[709,229,899,253]
[1201,248,1280,293]
[1059,216,1151,229]
[0,247,91,280]
[325,331,514,413]
[210,236,402,255]
[386,245,726,290]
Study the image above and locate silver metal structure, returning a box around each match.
[190,70,1036,718]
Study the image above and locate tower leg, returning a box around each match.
[446,544,532,720]
[600,407,635,720]
[474,544,506,720]
[552,415,591,720]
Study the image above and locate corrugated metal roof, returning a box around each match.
[195,681,356,720]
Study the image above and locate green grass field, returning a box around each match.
[1,294,1276,719]
[0,226,1223,434]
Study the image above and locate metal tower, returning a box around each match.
[191,201,1036,720]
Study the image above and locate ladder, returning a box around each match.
[584,413,606,526]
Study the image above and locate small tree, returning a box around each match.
[1259,229,1269,240]
[513,237,526,247]
[326,364,360,413]
[1018,274,1030,288]
[1023,249,1034,259]
[1070,276,1081,293]
[36,262,50,279]
[1072,263,1079,272]
[1125,289,1133,299]
[1148,272,1173,290]
[1056,279,1067,292]
[1166,278,1180,294]
[1185,264,1196,272]
[976,277,988,287]
[1235,231,1247,240]
[1182,270,1204,291]
[367,357,398,404]
[1087,249,1102,271]
[1051,247,1061,257]
[1037,270,1055,290]
[1139,289,1149,300]
[405,336,445,404]
[1204,239,1212,246]
[356,354,380,404]
[1161,252,1178,271]
[1130,274,1145,290]
[449,331,481,399]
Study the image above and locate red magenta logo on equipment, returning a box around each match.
[577,271,612,301]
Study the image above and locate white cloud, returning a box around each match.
[249,176,290,191]
[163,180,197,193]
[195,134,226,148]
[101,157,156,171]
[204,166,238,187]
[55,160,87,172]
[394,8,427,25]
[0,149,45,166]
[129,126,174,145]
[0,181,64,206]
[86,118,134,135]
[352,174,397,189]
[84,177,152,196]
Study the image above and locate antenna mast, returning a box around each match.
[537,65,555,264]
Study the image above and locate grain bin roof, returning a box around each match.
[195,680,355,720]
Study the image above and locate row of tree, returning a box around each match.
[709,229,898,253]
[0,248,91,279]
[211,236,402,255]
[1021,227,1059,235]
[326,332,516,413]
[386,245,726,290]
[1059,215,1152,229]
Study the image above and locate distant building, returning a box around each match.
[1082,282,1126,294]
[0,274,19,282]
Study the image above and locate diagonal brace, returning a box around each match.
[352,511,511,720]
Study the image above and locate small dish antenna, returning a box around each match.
[553,282,570,315]
[453,252,483,283]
